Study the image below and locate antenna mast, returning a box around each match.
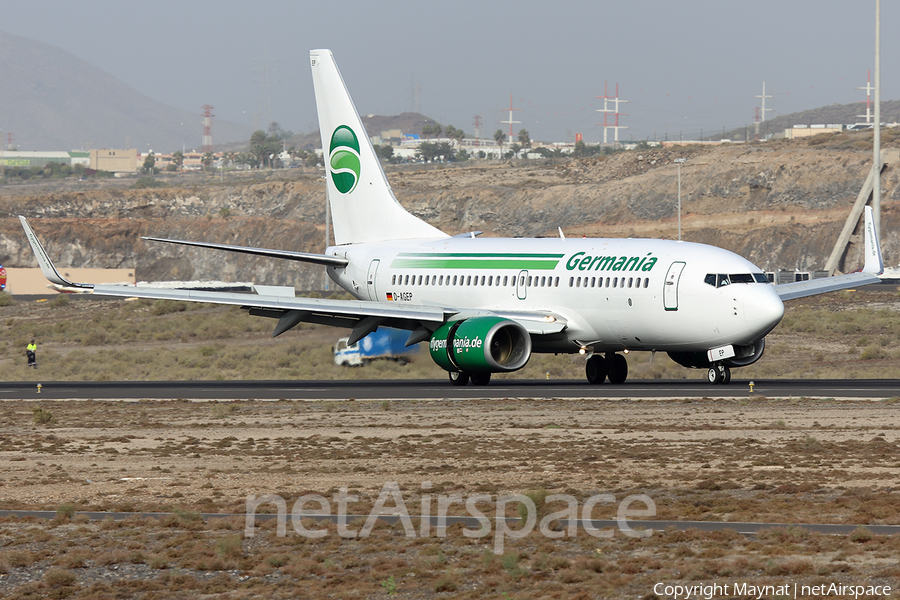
[201,105,215,154]
[596,82,628,144]
[857,70,874,123]
[500,94,522,139]
[472,115,482,146]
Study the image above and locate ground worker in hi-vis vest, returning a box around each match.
[26,340,36,368]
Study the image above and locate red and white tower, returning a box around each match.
[596,82,628,144]
[857,70,874,124]
[500,95,521,140]
[201,105,215,153]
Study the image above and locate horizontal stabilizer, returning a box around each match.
[142,237,349,267]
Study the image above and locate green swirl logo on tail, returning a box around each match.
[329,126,361,194]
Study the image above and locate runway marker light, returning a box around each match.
[37,383,42,393]
[749,381,755,393]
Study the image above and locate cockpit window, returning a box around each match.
[705,272,771,287]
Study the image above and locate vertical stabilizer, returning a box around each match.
[310,50,448,245]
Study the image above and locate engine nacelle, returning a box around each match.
[429,317,532,373]
[668,338,766,369]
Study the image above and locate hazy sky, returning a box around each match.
[6,0,897,144]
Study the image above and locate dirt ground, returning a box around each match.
[0,397,898,598]
[2,397,900,514]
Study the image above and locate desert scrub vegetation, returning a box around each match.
[31,407,53,425]
[2,290,900,381]
[0,515,897,599]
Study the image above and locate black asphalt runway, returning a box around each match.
[1,510,897,537]
[1,378,899,400]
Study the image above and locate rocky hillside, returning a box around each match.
[1,131,898,290]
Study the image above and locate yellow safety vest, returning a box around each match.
[27,343,36,352]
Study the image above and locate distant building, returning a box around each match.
[90,149,138,173]
[783,124,844,139]
[0,151,88,168]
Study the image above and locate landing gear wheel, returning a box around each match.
[707,365,730,385]
[471,372,492,386]
[449,371,470,386]
[607,353,628,384]
[585,355,608,384]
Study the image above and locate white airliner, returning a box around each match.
[20,49,885,386]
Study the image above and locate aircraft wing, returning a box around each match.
[775,272,882,301]
[141,236,349,268]
[774,206,884,301]
[20,216,567,344]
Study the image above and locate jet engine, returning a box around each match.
[668,338,766,369]
[429,317,532,373]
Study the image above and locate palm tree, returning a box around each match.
[518,129,531,154]
[493,129,506,158]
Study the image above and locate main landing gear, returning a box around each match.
[707,364,731,385]
[449,371,492,386]
[585,353,628,384]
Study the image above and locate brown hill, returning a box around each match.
[1,130,898,289]
[0,31,252,151]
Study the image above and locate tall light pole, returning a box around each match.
[873,0,881,237]
[674,158,686,241]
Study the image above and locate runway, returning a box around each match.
[2,378,899,400]
[1,510,898,537]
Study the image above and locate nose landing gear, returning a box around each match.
[707,364,731,385]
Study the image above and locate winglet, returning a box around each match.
[18,216,93,289]
[863,205,884,275]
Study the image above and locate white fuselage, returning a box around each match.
[325,236,785,355]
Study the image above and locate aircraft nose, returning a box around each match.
[744,286,785,336]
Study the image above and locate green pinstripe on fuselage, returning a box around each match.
[390,252,564,270]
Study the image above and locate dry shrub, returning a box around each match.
[557,567,590,583]
[44,567,77,586]
[766,558,813,576]
[94,550,131,566]
[5,550,36,568]
[32,407,54,425]
[849,527,874,543]
[433,573,459,592]
[215,535,242,559]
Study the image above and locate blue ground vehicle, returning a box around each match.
[333,328,420,366]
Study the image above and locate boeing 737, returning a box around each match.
[19,49,885,386]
